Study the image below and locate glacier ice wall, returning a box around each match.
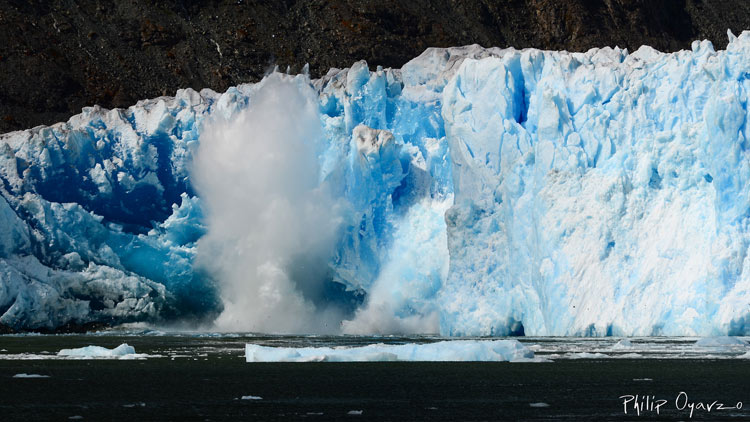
[440,35,750,336]
[2,31,750,336]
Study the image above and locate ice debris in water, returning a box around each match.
[245,340,536,362]
[13,373,50,378]
[611,339,633,349]
[694,336,748,346]
[57,343,136,358]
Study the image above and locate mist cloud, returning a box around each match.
[192,74,344,333]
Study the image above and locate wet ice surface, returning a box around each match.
[0,329,749,361]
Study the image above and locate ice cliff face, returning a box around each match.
[440,34,750,336]
[2,31,750,336]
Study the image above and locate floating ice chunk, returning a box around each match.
[633,378,653,381]
[245,340,534,362]
[529,403,550,408]
[13,373,50,378]
[565,352,609,359]
[347,410,363,415]
[57,343,136,358]
[616,353,643,358]
[240,396,263,400]
[694,337,747,347]
[611,339,633,349]
[526,345,542,351]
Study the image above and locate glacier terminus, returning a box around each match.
[2,31,750,337]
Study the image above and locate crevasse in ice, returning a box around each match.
[2,31,750,336]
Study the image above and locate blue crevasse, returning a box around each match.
[1,31,750,336]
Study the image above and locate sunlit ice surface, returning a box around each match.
[3,31,750,337]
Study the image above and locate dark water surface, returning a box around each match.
[1,334,748,421]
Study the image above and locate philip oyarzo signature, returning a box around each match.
[619,392,743,418]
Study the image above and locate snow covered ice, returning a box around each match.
[2,30,750,336]
[57,343,138,358]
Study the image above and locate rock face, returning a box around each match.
[1,0,749,133]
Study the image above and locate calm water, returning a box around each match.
[1,331,749,421]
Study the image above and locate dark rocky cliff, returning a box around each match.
[1,0,749,133]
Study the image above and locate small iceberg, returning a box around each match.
[13,373,50,378]
[615,353,642,359]
[245,340,536,362]
[566,352,609,359]
[611,339,633,349]
[58,343,138,358]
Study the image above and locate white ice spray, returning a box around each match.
[192,74,344,333]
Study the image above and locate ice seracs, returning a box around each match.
[440,30,750,336]
[2,31,750,336]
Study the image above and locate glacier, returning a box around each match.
[2,30,750,336]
